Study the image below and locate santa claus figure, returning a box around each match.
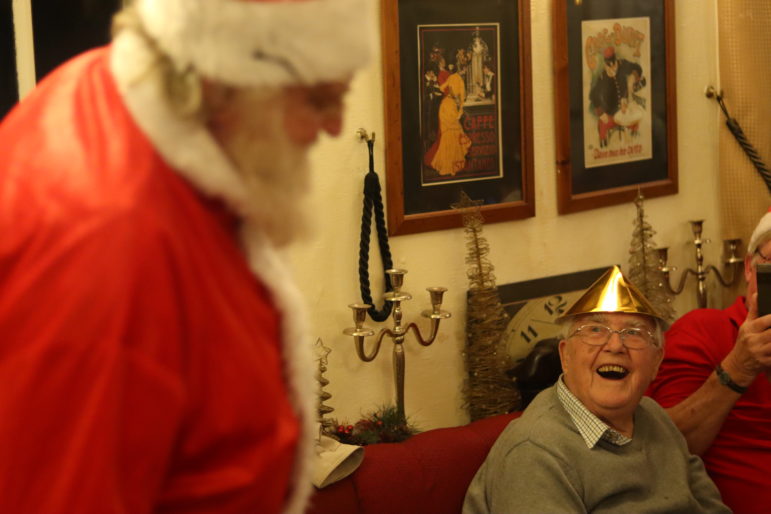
[0,0,369,512]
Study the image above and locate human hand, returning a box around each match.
[600,113,609,123]
[723,293,771,386]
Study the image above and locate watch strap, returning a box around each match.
[715,363,748,394]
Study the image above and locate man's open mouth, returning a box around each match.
[597,364,629,380]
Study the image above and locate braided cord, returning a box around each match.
[715,93,771,193]
[358,139,394,321]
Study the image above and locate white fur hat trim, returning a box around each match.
[135,0,371,87]
[749,207,771,255]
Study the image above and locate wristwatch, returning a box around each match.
[715,363,748,394]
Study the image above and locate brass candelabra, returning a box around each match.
[343,268,450,421]
[657,220,743,308]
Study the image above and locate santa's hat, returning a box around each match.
[134,0,371,88]
[748,207,771,255]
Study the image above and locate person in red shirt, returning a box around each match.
[648,208,771,514]
[0,0,369,512]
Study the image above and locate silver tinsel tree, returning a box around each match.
[627,192,676,322]
[314,338,336,437]
[453,192,520,421]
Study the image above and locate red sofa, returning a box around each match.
[307,412,521,514]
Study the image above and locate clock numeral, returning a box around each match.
[520,325,538,343]
[543,295,568,316]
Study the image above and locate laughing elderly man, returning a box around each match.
[463,266,728,513]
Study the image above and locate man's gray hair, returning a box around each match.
[747,210,771,256]
[750,233,771,262]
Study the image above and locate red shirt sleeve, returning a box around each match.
[647,308,737,408]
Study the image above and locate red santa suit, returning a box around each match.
[0,0,371,507]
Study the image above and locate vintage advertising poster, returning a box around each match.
[417,24,502,186]
[581,17,652,169]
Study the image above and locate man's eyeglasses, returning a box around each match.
[568,323,656,350]
[756,248,771,264]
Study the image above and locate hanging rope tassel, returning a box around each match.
[358,137,394,321]
[711,89,771,193]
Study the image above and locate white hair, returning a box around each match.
[113,5,207,118]
[113,5,311,248]
[205,86,311,247]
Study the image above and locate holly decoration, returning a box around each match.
[329,405,419,446]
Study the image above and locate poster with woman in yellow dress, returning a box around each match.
[426,67,471,176]
[419,24,502,186]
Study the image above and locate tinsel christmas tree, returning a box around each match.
[315,340,416,445]
[453,191,520,421]
[314,338,337,437]
[627,192,676,322]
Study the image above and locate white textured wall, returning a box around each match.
[290,0,724,431]
[12,0,35,98]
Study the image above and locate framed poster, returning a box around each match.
[382,0,534,236]
[553,0,677,214]
[499,266,611,366]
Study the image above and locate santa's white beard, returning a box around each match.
[212,88,311,247]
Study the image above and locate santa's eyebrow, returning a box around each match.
[252,50,301,82]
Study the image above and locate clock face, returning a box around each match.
[503,291,586,365]
[494,266,611,371]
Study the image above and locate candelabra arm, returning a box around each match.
[664,267,698,295]
[404,319,442,347]
[657,227,742,309]
[706,264,742,288]
[354,329,395,362]
[407,286,451,346]
[343,279,450,423]
[393,343,406,421]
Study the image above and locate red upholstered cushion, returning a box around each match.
[307,412,520,514]
[306,474,358,513]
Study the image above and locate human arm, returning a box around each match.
[441,74,466,117]
[618,59,643,92]
[663,367,743,455]
[656,294,771,455]
[589,75,606,116]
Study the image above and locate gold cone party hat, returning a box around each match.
[556,265,664,322]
